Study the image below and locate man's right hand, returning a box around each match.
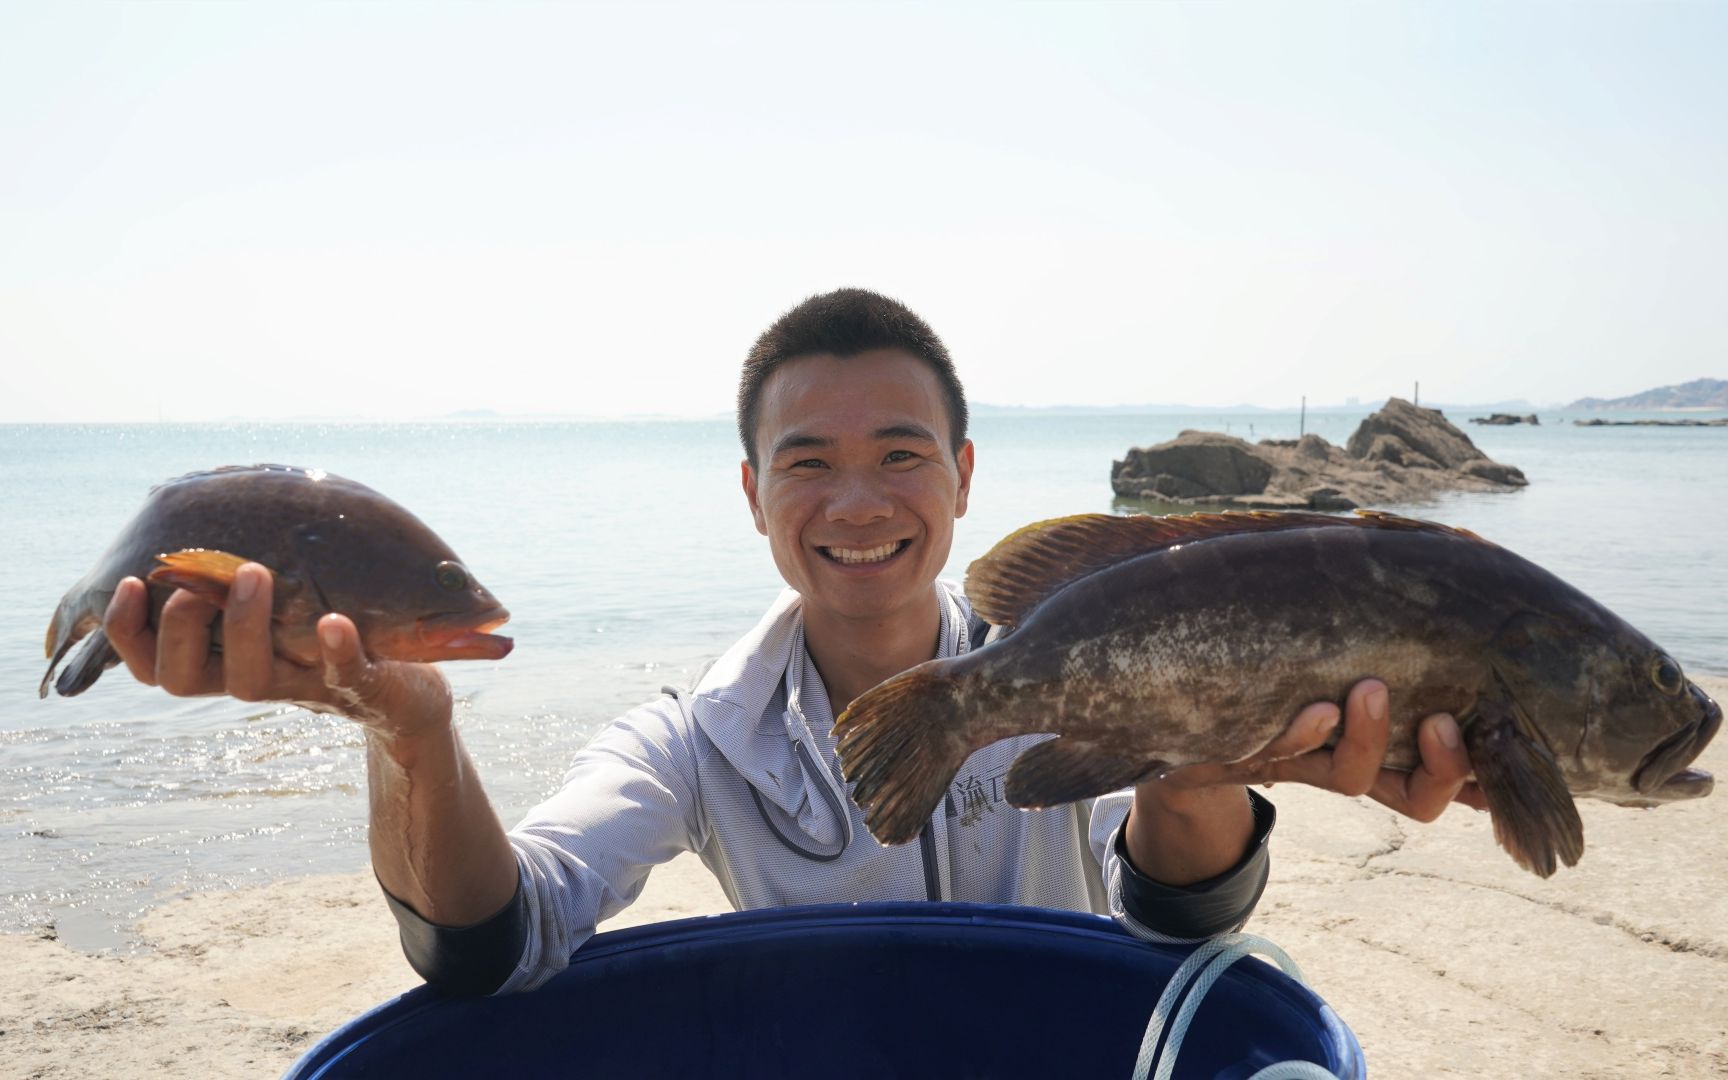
[104,562,453,740]
[109,560,516,929]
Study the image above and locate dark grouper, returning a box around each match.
[835,511,1720,877]
[41,465,512,698]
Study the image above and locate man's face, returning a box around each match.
[742,349,974,628]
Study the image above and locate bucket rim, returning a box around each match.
[284,902,1363,1080]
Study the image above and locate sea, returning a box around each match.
[2,410,1725,950]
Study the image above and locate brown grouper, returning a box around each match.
[835,511,1719,877]
[41,465,512,698]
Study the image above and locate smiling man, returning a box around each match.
[104,287,1478,996]
[744,345,970,709]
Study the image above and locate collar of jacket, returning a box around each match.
[689,583,973,853]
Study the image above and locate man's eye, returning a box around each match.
[791,458,826,469]
[884,450,916,464]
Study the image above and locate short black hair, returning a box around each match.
[737,288,969,468]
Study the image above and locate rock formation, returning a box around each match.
[1111,398,1527,510]
[1470,413,1539,426]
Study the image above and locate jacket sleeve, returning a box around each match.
[1088,788,1276,942]
[382,699,706,995]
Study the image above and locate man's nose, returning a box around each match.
[825,473,893,523]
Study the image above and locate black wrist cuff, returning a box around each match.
[380,873,528,997]
[1115,788,1276,938]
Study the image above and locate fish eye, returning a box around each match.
[434,561,468,592]
[1650,654,1684,696]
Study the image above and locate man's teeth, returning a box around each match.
[825,542,903,565]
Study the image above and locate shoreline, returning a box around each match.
[4,675,1723,1078]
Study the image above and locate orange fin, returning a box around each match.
[147,549,263,608]
[965,510,1494,627]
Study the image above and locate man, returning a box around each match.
[103,288,1477,996]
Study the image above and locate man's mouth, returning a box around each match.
[819,540,911,566]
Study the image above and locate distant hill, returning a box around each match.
[1567,378,1728,411]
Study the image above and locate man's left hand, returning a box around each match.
[1162,678,1486,820]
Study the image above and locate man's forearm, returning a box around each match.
[366,723,518,927]
[1122,781,1255,886]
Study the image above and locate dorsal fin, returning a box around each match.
[965,509,1494,627]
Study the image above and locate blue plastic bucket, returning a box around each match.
[285,903,1363,1079]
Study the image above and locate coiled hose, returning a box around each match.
[1130,932,1343,1080]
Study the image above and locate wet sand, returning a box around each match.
[4,675,1723,1078]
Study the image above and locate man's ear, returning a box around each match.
[953,439,975,519]
[741,459,768,536]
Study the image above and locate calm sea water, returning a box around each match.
[2,412,1724,948]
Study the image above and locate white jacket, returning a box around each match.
[496,583,1266,994]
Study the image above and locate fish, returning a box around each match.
[834,511,1720,877]
[41,464,513,698]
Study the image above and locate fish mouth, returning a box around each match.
[1631,685,1722,798]
[415,607,514,661]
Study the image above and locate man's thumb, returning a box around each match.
[317,614,367,690]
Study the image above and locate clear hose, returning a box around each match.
[1130,933,1342,1080]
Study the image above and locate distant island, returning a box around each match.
[971,398,1547,417]
[1573,417,1728,428]
[1566,377,1728,411]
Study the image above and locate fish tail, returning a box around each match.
[40,598,91,699]
[52,630,119,698]
[834,665,972,847]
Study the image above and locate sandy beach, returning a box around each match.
[4,675,1723,1079]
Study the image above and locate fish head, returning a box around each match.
[289,500,513,664]
[1494,612,1716,806]
[1588,650,1719,807]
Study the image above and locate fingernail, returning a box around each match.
[1317,709,1341,736]
[1438,715,1461,750]
[319,620,341,650]
[234,566,258,603]
[1367,685,1389,723]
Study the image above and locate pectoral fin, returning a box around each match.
[147,550,265,607]
[1004,738,1164,809]
[1463,697,1584,878]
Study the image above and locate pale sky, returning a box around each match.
[2,2,1723,422]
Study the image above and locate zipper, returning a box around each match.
[918,823,942,901]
